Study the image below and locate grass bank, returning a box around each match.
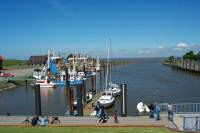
[0,127,178,133]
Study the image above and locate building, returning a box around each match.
[0,55,3,70]
[28,55,47,65]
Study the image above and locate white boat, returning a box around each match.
[98,41,115,108]
[108,82,121,96]
[98,91,115,108]
[35,77,55,88]
[137,102,150,113]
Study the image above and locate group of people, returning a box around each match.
[94,102,119,123]
[95,102,110,123]
[22,115,60,126]
[148,103,161,120]
[148,103,174,121]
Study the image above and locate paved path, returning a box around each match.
[0,115,168,127]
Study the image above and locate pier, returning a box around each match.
[163,59,200,73]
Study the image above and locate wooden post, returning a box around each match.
[121,83,127,117]
[34,84,41,116]
[76,84,83,116]
[69,88,74,115]
[65,68,70,87]
[82,80,86,106]
[91,76,95,94]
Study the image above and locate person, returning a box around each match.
[155,104,161,120]
[113,110,118,123]
[167,104,173,121]
[31,116,40,126]
[148,103,154,119]
[99,106,107,123]
[95,102,100,117]
[40,116,48,127]
[50,116,60,124]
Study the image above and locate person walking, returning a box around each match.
[95,101,100,117]
[167,104,173,121]
[148,103,154,119]
[99,106,106,123]
[155,104,161,120]
[113,110,118,123]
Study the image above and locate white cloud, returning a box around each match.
[177,42,189,49]
[158,45,164,49]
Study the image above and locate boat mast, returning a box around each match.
[109,38,112,84]
[47,49,51,69]
[105,40,110,90]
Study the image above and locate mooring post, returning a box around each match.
[25,80,28,88]
[34,84,41,116]
[91,75,95,95]
[94,74,96,95]
[65,68,70,87]
[121,82,127,117]
[82,80,86,106]
[76,84,83,116]
[69,88,74,115]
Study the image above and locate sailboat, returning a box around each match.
[108,39,121,96]
[98,40,115,108]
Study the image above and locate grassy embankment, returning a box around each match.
[0,127,178,133]
[3,59,31,69]
[0,59,34,90]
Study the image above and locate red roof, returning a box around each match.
[0,55,3,60]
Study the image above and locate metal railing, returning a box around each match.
[183,116,200,132]
[159,103,200,113]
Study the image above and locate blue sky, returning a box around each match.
[0,0,200,59]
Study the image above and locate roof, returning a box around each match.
[28,55,47,65]
[0,55,3,61]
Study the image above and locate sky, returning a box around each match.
[0,0,200,59]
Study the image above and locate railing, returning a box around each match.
[183,116,200,132]
[159,103,200,113]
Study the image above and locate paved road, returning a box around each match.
[0,115,168,127]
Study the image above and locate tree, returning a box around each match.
[168,56,175,62]
[196,52,200,60]
[183,51,196,60]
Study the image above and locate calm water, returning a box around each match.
[1,58,200,116]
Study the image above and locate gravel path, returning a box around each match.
[7,68,33,78]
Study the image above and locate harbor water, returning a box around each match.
[1,58,200,116]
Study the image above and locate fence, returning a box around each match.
[159,103,200,113]
[183,116,200,132]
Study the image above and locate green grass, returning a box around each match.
[3,59,27,67]
[0,127,178,133]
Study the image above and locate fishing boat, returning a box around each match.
[98,41,115,108]
[35,77,56,88]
